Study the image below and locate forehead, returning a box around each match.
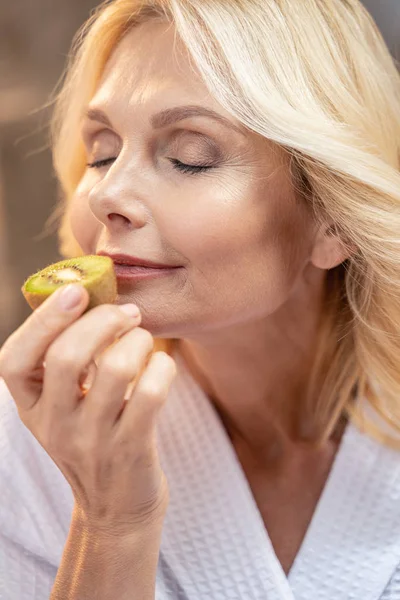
[87,20,278,157]
[92,21,213,111]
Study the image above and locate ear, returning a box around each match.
[310,223,356,270]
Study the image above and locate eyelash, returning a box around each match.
[86,157,214,175]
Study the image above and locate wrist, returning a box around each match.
[71,502,167,543]
[52,502,164,600]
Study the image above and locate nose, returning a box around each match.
[88,161,150,232]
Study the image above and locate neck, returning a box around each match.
[176,267,346,464]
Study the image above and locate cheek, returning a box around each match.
[168,185,313,322]
[169,184,309,274]
[165,182,254,267]
[68,190,99,254]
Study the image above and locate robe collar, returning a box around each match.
[155,349,400,599]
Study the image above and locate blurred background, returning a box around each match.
[0,0,399,345]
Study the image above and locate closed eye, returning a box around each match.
[86,157,116,169]
[168,158,215,174]
[86,157,215,175]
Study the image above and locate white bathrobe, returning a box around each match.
[1,348,400,599]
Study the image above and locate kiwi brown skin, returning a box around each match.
[21,255,118,312]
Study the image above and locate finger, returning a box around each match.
[78,341,127,396]
[0,284,89,409]
[117,351,177,438]
[78,361,98,397]
[80,327,154,427]
[41,304,141,415]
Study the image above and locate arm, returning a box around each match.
[0,288,176,600]
[50,507,165,600]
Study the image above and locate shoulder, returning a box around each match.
[0,378,73,566]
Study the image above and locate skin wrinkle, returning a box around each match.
[71,21,350,472]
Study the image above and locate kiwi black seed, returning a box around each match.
[21,255,117,311]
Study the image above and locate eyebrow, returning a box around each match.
[84,105,246,136]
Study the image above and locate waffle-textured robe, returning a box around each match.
[1,349,400,599]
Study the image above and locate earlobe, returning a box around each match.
[310,223,355,270]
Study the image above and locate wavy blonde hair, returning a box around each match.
[47,0,400,448]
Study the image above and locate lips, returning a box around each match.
[97,251,180,269]
[114,265,163,272]
[112,262,180,281]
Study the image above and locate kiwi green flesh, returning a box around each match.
[22,255,117,311]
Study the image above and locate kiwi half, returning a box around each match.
[21,255,117,311]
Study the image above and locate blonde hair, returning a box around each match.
[48,0,400,448]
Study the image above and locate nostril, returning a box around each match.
[108,213,129,223]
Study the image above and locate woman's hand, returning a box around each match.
[0,283,177,535]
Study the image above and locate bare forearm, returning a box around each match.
[50,508,165,600]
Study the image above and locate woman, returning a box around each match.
[1,0,400,598]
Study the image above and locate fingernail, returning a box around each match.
[58,284,83,310]
[120,304,140,318]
